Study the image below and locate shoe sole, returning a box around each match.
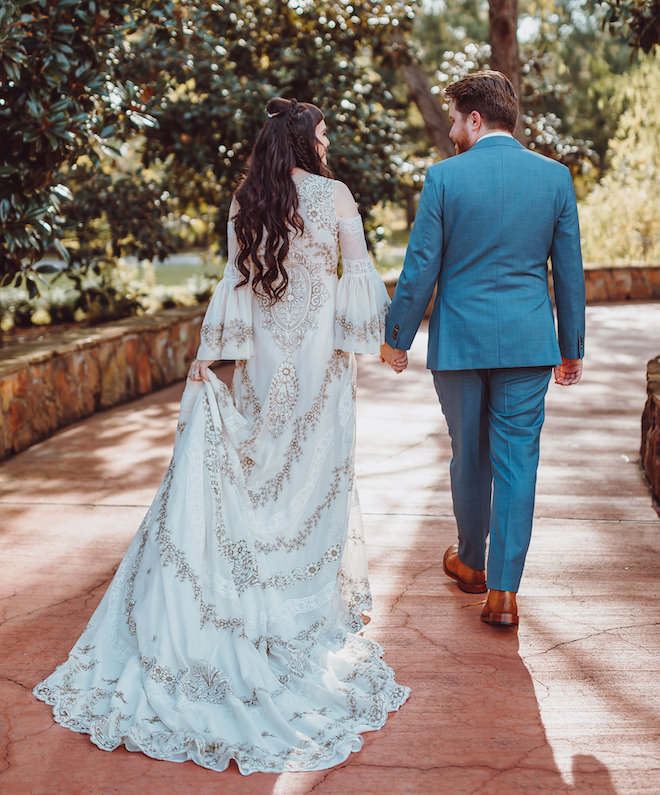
[480,611,519,627]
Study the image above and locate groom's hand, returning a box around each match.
[380,343,408,374]
[554,357,583,386]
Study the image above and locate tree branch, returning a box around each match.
[390,33,455,159]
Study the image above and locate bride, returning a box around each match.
[34,96,410,774]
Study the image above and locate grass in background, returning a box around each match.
[2,207,409,333]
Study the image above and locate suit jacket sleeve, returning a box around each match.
[550,168,586,360]
[384,168,444,350]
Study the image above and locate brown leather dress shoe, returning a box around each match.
[443,545,487,594]
[480,589,519,627]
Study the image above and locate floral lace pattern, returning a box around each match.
[259,259,331,353]
[342,257,375,275]
[335,312,384,347]
[33,174,408,775]
[199,319,253,358]
[265,360,300,438]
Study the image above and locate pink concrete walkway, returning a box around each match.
[1,304,659,794]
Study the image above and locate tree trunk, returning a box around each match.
[390,34,455,159]
[488,0,528,143]
[406,192,416,229]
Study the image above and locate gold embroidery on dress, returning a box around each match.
[258,258,330,353]
[200,319,254,353]
[265,360,300,439]
[179,661,233,704]
[247,351,351,507]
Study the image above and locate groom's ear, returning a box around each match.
[469,110,482,131]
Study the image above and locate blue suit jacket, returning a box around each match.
[385,136,585,369]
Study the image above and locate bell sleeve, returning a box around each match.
[196,220,255,361]
[335,215,390,354]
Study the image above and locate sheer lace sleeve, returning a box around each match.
[196,220,255,361]
[335,215,390,354]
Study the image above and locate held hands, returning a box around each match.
[380,343,408,374]
[187,359,214,381]
[554,357,583,386]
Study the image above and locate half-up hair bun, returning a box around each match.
[266,97,302,119]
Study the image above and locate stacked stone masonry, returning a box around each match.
[1,306,204,460]
[641,356,660,507]
[1,266,660,462]
[581,266,660,303]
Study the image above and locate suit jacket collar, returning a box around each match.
[470,136,525,152]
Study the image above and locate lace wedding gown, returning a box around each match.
[34,174,410,774]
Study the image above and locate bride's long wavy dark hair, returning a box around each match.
[232,97,333,302]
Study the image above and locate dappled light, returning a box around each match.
[1,0,659,788]
[1,307,658,791]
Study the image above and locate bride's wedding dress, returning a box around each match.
[34,173,410,774]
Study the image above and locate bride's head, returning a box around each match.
[261,97,331,171]
[232,97,333,303]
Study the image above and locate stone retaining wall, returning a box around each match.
[641,356,660,508]
[1,265,660,461]
[0,306,205,460]
[582,266,660,303]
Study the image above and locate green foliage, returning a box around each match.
[412,0,489,64]
[0,0,154,293]
[0,258,218,331]
[600,0,660,53]
[579,55,660,263]
[520,0,634,176]
[3,0,653,326]
[1,0,415,307]
[413,0,632,176]
[428,40,597,172]
[128,1,415,246]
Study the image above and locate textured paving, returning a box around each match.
[1,304,659,794]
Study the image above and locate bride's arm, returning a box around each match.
[333,181,392,357]
[189,203,254,376]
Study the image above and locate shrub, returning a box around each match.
[579,55,660,264]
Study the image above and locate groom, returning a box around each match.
[381,71,585,627]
